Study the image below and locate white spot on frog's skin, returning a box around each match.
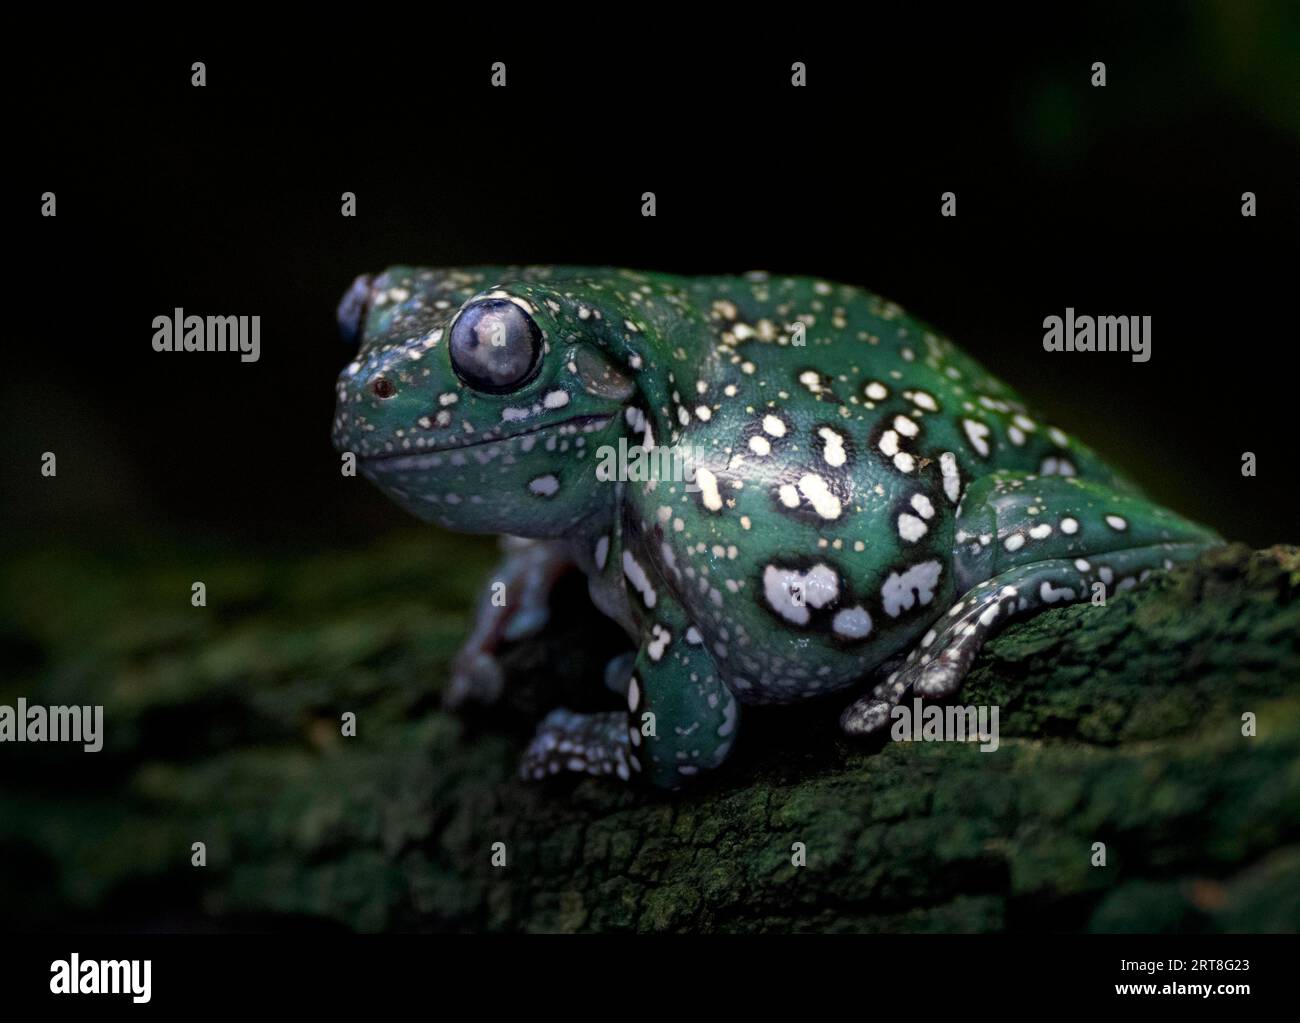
[763,414,787,437]
[940,452,962,503]
[898,512,928,543]
[1008,425,1026,446]
[893,415,919,438]
[1029,523,1052,540]
[594,535,610,571]
[963,419,991,457]
[799,370,824,394]
[628,353,643,370]
[1060,516,1079,535]
[881,560,943,617]
[685,626,703,645]
[864,381,889,401]
[778,484,800,508]
[1040,456,1077,476]
[696,468,724,512]
[763,563,839,625]
[695,405,712,421]
[1099,566,1114,586]
[718,699,738,738]
[893,453,916,473]
[818,427,847,467]
[911,493,935,519]
[627,676,640,711]
[647,625,672,662]
[749,434,771,456]
[1040,581,1075,603]
[528,474,559,497]
[1004,533,1025,552]
[879,430,900,456]
[1048,426,1070,446]
[832,606,873,639]
[909,390,939,412]
[543,389,570,409]
[798,474,842,520]
[623,552,657,609]
[1075,559,1091,572]
[1106,514,1128,531]
[439,393,459,407]
[979,604,1000,626]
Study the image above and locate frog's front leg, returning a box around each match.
[841,472,1223,735]
[444,536,577,708]
[520,591,739,789]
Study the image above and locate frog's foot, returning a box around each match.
[444,536,576,709]
[841,471,1222,738]
[519,709,636,782]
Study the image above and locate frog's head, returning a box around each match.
[332,266,658,537]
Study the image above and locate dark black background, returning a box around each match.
[9,10,1299,550]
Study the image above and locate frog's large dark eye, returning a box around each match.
[448,299,543,393]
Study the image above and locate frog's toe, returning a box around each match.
[602,651,637,697]
[519,708,636,783]
[838,696,895,737]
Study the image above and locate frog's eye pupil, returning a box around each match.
[448,299,543,394]
[372,378,396,399]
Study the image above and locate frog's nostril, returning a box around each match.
[372,378,397,399]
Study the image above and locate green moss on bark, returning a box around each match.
[1,538,1296,932]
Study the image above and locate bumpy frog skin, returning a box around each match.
[332,267,1221,789]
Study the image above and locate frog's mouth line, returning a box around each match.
[357,414,615,466]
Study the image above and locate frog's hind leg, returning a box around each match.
[840,472,1222,736]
